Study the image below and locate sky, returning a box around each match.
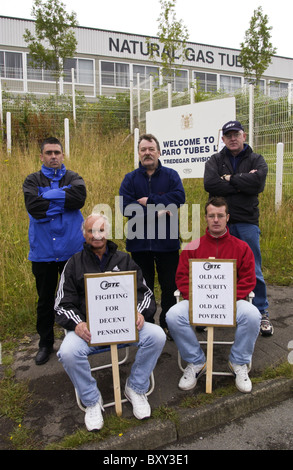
[1,0,292,58]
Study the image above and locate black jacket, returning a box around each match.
[204,145,268,225]
[55,241,156,330]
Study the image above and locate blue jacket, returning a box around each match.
[119,161,185,252]
[23,164,86,262]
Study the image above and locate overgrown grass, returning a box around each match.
[0,130,292,450]
[0,131,292,341]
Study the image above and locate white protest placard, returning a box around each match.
[189,259,236,327]
[146,96,235,179]
[85,271,138,346]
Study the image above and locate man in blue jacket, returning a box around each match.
[23,137,86,365]
[119,134,185,338]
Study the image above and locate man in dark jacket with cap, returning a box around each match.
[203,120,273,336]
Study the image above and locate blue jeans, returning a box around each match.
[166,299,261,365]
[229,223,269,313]
[57,322,166,407]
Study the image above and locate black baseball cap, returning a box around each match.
[222,121,244,135]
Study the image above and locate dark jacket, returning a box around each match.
[55,241,156,330]
[204,145,268,225]
[119,161,185,252]
[23,164,86,262]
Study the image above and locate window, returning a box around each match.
[244,78,265,93]
[194,72,217,92]
[101,61,114,86]
[173,69,188,92]
[27,55,55,81]
[269,81,288,98]
[101,61,130,87]
[162,68,188,92]
[27,56,94,84]
[133,65,159,88]
[64,58,94,84]
[220,75,242,93]
[0,51,23,79]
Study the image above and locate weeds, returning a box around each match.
[0,131,292,450]
[0,131,292,340]
[46,414,139,450]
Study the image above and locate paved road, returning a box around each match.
[162,398,293,450]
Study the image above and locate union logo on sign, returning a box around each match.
[181,113,193,130]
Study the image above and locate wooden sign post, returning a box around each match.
[206,326,214,395]
[85,271,138,416]
[189,259,236,393]
[110,344,122,416]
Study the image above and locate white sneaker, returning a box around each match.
[178,363,206,390]
[229,362,252,393]
[85,396,104,431]
[124,381,151,420]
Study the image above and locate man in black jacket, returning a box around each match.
[204,120,273,336]
[55,212,166,432]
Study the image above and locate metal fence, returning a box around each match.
[133,79,293,194]
[1,72,293,196]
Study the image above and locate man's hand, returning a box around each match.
[75,322,91,342]
[136,313,145,331]
[222,169,257,182]
[157,209,173,217]
[137,197,148,206]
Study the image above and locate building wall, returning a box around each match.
[1,15,292,99]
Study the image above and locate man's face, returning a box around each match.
[138,139,160,171]
[40,144,64,169]
[84,216,107,253]
[222,130,246,156]
[205,204,229,237]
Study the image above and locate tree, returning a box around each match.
[24,0,78,94]
[239,6,276,87]
[149,0,189,83]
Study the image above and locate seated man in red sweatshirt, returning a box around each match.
[166,196,261,393]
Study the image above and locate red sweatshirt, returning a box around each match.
[176,228,256,301]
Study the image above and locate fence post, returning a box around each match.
[249,84,254,148]
[275,142,284,212]
[64,118,70,159]
[137,73,141,126]
[190,85,194,104]
[71,68,76,127]
[288,81,293,117]
[130,80,134,134]
[6,111,11,154]
[134,128,139,168]
[168,82,172,108]
[150,75,153,111]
